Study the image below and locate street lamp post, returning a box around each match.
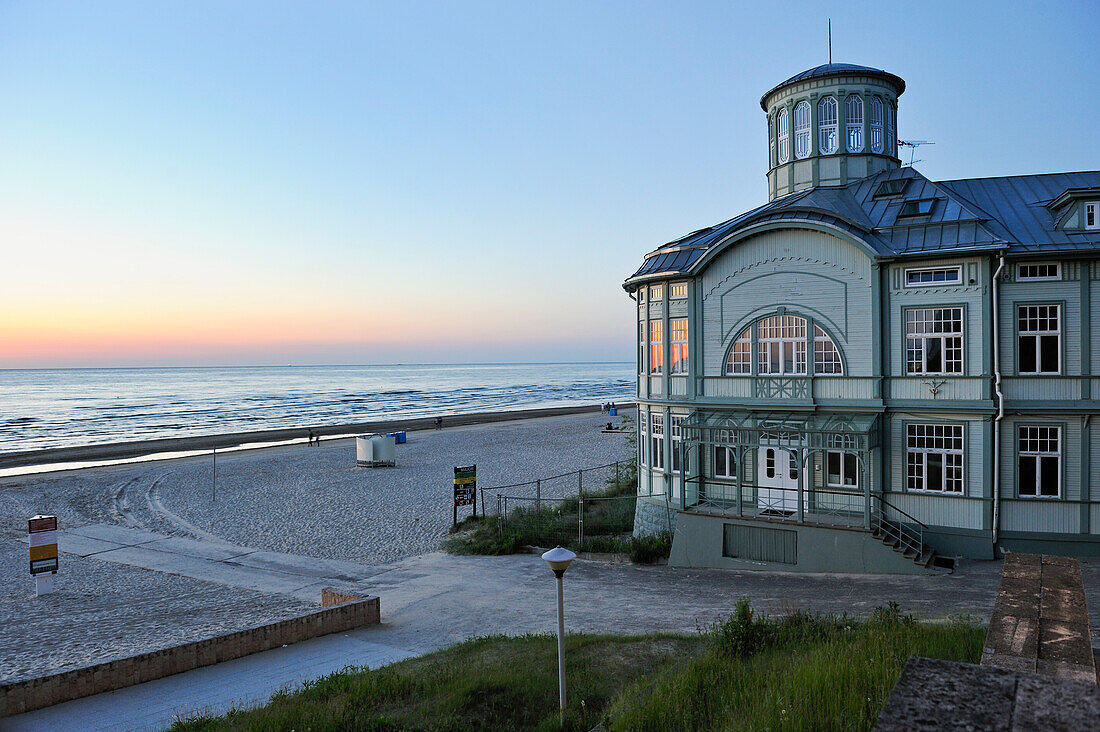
[541,546,576,728]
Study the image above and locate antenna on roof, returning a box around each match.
[898,139,935,167]
[828,19,832,65]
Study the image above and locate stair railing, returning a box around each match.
[870,493,929,556]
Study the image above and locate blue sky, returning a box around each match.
[1,1,1098,367]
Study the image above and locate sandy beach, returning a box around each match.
[0,408,635,680]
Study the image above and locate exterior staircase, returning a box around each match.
[871,509,955,573]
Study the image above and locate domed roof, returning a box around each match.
[760,63,905,110]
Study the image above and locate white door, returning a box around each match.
[757,446,798,512]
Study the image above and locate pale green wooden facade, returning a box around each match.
[627,63,1100,569]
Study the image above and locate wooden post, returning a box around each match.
[536,479,541,511]
[212,446,216,502]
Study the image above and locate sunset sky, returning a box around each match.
[2,1,1098,368]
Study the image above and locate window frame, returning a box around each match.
[713,429,737,479]
[725,327,752,375]
[904,266,963,288]
[670,415,687,474]
[793,101,811,160]
[649,319,663,375]
[669,282,688,299]
[1085,202,1098,230]
[638,410,648,467]
[904,306,966,376]
[650,412,665,471]
[648,284,663,301]
[845,94,864,153]
[757,314,807,376]
[669,318,689,375]
[1016,424,1063,499]
[905,422,965,495]
[777,107,790,164]
[869,97,884,154]
[818,96,839,155]
[897,198,937,218]
[825,434,859,489]
[1017,262,1062,282]
[1015,302,1062,376]
[723,316,843,376]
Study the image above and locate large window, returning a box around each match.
[758,315,806,375]
[845,94,864,152]
[649,320,663,374]
[818,96,838,155]
[793,101,811,159]
[905,307,964,374]
[813,325,843,374]
[906,424,964,494]
[650,412,664,470]
[670,318,688,374]
[1018,426,1060,498]
[826,434,858,489]
[1017,304,1060,374]
[870,97,884,153]
[777,107,790,164]
[726,328,751,374]
[724,317,843,375]
[713,429,736,479]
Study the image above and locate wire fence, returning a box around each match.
[478,460,634,517]
[473,460,676,549]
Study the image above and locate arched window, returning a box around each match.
[777,107,790,164]
[726,328,751,374]
[793,101,811,159]
[723,317,845,376]
[818,96,838,155]
[870,97,884,153]
[887,100,897,156]
[845,95,863,153]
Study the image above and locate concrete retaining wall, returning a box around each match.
[0,595,380,717]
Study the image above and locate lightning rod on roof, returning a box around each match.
[828,19,832,65]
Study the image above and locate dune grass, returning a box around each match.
[170,602,983,732]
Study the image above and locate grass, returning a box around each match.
[169,602,983,732]
[442,460,674,563]
[169,633,702,732]
[605,600,985,731]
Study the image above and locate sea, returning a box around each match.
[0,363,635,454]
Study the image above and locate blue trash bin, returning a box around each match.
[388,431,407,444]
[609,407,617,416]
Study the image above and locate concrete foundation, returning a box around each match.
[633,494,676,537]
[669,510,935,574]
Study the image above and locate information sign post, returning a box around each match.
[453,465,477,526]
[28,515,59,597]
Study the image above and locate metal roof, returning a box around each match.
[760,63,906,110]
[624,167,1100,289]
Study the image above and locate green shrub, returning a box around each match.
[627,532,672,564]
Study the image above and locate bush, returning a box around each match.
[628,532,672,564]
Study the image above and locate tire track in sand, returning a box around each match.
[146,474,231,544]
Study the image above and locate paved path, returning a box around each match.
[21,523,394,603]
[6,548,1027,732]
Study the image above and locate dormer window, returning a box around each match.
[818,96,838,155]
[845,95,863,152]
[905,266,962,287]
[794,101,811,159]
[777,107,790,164]
[873,178,909,198]
[1087,202,1099,229]
[1017,263,1061,281]
[898,198,936,218]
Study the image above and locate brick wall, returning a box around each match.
[1,595,380,717]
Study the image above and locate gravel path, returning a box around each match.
[0,538,316,683]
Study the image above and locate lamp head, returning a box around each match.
[541,546,576,576]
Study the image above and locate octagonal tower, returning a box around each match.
[761,63,905,200]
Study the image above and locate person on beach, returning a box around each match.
[434,417,442,430]
[307,428,315,446]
